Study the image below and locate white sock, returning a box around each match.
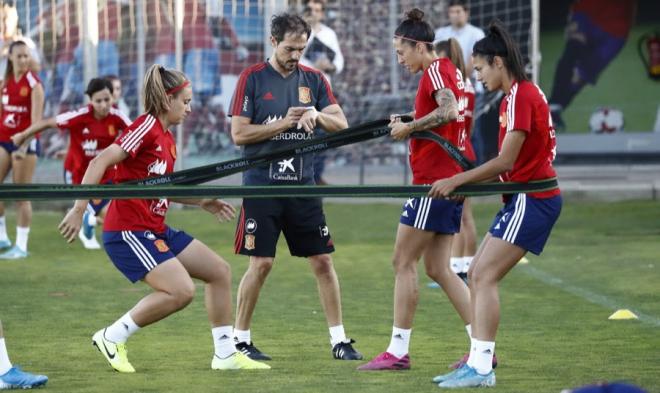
[465,324,472,340]
[87,213,98,226]
[466,338,477,369]
[385,326,411,358]
[15,227,29,252]
[233,328,251,344]
[0,216,9,242]
[104,312,140,344]
[212,326,236,359]
[450,257,464,274]
[0,338,12,375]
[472,338,495,375]
[329,325,347,346]
[462,256,474,274]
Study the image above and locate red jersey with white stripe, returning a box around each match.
[410,58,465,184]
[0,71,41,142]
[498,80,560,199]
[56,105,131,184]
[104,114,177,233]
[462,78,476,162]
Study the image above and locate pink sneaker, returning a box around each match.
[449,352,498,369]
[357,352,410,371]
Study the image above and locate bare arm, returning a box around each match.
[30,84,45,126]
[428,130,527,198]
[59,144,128,242]
[308,104,348,133]
[231,106,307,146]
[390,88,458,140]
[11,117,58,146]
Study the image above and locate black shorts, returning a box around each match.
[234,197,334,258]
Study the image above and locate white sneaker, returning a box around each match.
[78,227,101,249]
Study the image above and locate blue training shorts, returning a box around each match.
[489,194,562,255]
[103,226,195,283]
[399,196,463,234]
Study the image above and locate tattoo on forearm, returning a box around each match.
[409,88,459,131]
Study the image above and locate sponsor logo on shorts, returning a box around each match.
[319,225,329,237]
[245,234,255,250]
[144,231,156,240]
[245,218,257,234]
[154,239,169,252]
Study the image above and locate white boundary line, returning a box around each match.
[519,265,660,327]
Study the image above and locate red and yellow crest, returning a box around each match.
[154,239,170,253]
[244,234,255,250]
[108,124,116,137]
[19,87,29,97]
[170,144,177,159]
[298,86,311,104]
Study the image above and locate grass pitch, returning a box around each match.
[0,200,658,392]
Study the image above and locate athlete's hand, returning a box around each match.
[201,199,236,223]
[54,149,67,160]
[297,107,318,133]
[11,144,29,160]
[10,131,26,147]
[428,177,460,199]
[284,107,307,128]
[59,205,85,243]
[390,121,413,141]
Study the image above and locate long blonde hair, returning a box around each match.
[142,64,188,115]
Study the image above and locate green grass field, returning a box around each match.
[1,201,659,392]
[539,24,659,133]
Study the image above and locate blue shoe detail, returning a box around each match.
[0,239,10,250]
[82,211,95,240]
[0,366,48,389]
[0,245,28,260]
[432,363,471,383]
[427,281,441,289]
[438,366,495,388]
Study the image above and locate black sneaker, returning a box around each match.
[235,341,272,361]
[332,339,363,360]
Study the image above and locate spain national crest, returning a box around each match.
[298,86,311,104]
[499,114,507,129]
[245,234,255,250]
[108,124,116,136]
[170,144,177,159]
[19,87,29,97]
[154,239,170,253]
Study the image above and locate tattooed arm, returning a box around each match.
[390,88,459,141]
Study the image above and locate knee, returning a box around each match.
[250,258,274,280]
[309,254,334,277]
[15,200,31,210]
[425,263,449,282]
[392,256,416,276]
[171,281,195,309]
[208,258,231,284]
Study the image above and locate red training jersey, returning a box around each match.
[410,58,465,184]
[462,78,476,162]
[103,114,177,233]
[56,105,131,184]
[498,80,560,199]
[0,71,41,142]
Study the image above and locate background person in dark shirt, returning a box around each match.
[228,12,362,362]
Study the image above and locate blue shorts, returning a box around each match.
[489,194,562,255]
[399,197,463,234]
[0,139,40,155]
[103,226,195,283]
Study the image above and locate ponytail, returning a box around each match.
[435,38,467,77]
[472,19,529,81]
[143,64,189,115]
[394,8,435,51]
[3,40,28,87]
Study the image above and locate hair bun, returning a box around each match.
[406,8,425,22]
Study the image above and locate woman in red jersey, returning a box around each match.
[430,21,562,388]
[13,77,131,250]
[0,40,44,259]
[58,65,269,373]
[358,9,472,371]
